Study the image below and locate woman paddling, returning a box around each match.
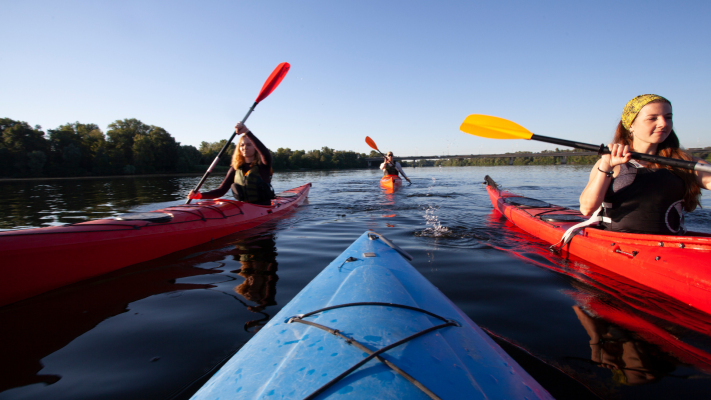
[579,94,711,234]
[380,151,411,183]
[188,122,275,205]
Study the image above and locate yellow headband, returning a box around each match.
[621,94,671,130]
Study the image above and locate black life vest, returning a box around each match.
[600,161,686,234]
[383,163,399,176]
[231,165,275,206]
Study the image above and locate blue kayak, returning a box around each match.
[191,231,553,399]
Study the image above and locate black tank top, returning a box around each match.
[383,163,399,176]
[601,161,686,234]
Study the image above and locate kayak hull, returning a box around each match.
[485,176,711,315]
[191,231,553,400]
[380,174,402,192]
[0,183,311,307]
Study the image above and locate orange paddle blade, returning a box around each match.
[365,136,379,151]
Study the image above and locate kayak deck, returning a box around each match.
[191,231,552,399]
[0,183,311,307]
[485,175,711,315]
[380,175,402,192]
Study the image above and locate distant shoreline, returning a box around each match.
[0,172,205,183]
[0,168,359,182]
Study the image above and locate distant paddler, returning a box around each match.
[380,151,411,184]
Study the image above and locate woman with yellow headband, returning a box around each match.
[579,94,711,234]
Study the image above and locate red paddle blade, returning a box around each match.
[365,136,379,151]
[255,62,290,103]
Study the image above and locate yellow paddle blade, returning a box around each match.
[459,115,534,140]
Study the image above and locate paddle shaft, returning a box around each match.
[531,134,711,173]
[185,103,256,204]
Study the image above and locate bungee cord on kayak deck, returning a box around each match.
[0,201,246,236]
[288,302,459,400]
[0,192,307,237]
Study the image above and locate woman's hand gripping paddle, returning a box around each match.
[187,62,291,204]
[459,114,711,173]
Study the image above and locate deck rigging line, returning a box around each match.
[287,302,459,400]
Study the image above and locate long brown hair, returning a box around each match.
[613,113,700,212]
[231,135,260,170]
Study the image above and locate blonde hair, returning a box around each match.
[231,135,260,170]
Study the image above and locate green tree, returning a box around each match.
[107,119,180,174]
[199,140,235,167]
[272,147,293,170]
[106,118,153,166]
[92,145,112,175]
[132,134,156,174]
[0,118,48,176]
[47,122,104,175]
[145,127,179,172]
[289,150,305,169]
[61,143,83,175]
[177,145,202,173]
[27,150,47,176]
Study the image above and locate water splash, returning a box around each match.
[415,177,451,237]
[420,205,450,237]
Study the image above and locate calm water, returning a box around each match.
[1,166,710,399]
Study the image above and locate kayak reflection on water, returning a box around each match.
[230,234,279,333]
[572,306,676,386]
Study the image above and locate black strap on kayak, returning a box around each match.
[287,302,458,400]
[294,318,444,399]
[293,302,452,323]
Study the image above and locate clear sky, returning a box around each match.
[2,0,710,157]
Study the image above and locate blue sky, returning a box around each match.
[2,0,710,157]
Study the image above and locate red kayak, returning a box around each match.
[485,176,711,316]
[486,211,711,336]
[0,183,311,307]
[380,174,402,192]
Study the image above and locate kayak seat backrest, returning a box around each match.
[539,214,587,223]
[115,212,173,223]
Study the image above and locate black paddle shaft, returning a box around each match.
[185,102,257,204]
[530,134,711,172]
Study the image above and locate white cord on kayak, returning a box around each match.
[551,203,611,251]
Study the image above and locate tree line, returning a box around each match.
[431,149,601,167]
[429,147,711,167]
[0,117,373,178]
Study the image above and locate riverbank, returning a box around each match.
[0,172,206,183]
